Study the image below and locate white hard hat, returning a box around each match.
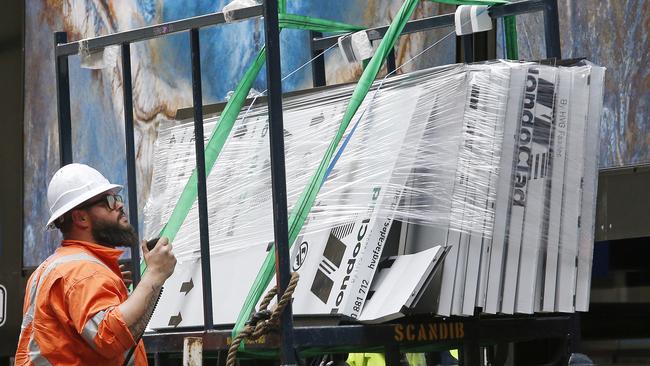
[46,163,122,228]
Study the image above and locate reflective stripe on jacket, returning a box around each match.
[15,240,147,365]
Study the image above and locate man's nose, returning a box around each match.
[115,199,125,211]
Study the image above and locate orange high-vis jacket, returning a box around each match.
[15,240,147,365]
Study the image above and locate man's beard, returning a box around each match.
[91,212,139,248]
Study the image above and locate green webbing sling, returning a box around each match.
[504,15,518,59]
[232,0,421,340]
[279,13,364,33]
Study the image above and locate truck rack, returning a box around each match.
[53,1,576,364]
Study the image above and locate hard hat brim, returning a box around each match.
[46,183,123,229]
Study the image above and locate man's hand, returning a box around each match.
[119,237,176,340]
[141,237,176,287]
[119,264,133,287]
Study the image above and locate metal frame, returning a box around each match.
[143,315,575,351]
[188,27,215,332]
[52,0,568,365]
[120,43,141,284]
[142,315,576,365]
[262,0,297,362]
[310,0,561,82]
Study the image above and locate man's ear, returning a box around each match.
[70,209,91,230]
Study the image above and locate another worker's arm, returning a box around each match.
[118,237,176,339]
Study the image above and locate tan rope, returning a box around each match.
[226,272,300,366]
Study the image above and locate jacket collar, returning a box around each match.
[61,240,124,275]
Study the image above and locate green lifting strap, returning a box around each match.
[232,0,421,344]
[504,15,518,59]
[279,13,365,33]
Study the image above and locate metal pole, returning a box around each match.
[542,0,561,58]
[473,32,487,62]
[461,310,481,366]
[54,32,73,166]
[189,28,214,331]
[462,34,474,63]
[460,333,480,365]
[309,31,326,87]
[487,19,498,60]
[120,43,142,287]
[385,345,401,366]
[569,312,582,354]
[262,0,297,364]
[472,22,496,62]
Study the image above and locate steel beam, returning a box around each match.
[543,0,562,58]
[309,31,326,87]
[189,28,214,331]
[143,315,573,353]
[263,0,297,363]
[120,42,142,286]
[54,32,73,166]
[461,34,474,63]
[56,6,264,57]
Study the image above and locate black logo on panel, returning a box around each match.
[293,241,309,271]
[310,232,347,304]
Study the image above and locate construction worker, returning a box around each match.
[15,163,177,365]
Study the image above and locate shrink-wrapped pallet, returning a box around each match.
[143,61,605,328]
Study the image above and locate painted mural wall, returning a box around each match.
[513,0,650,169]
[24,0,649,266]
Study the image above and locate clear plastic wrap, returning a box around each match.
[487,62,605,315]
[144,64,499,262]
[144,60,605,326]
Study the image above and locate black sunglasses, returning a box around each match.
[78,194,124,211]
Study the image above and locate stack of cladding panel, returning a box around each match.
[429,61,605,316]
[143,61,605,329]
